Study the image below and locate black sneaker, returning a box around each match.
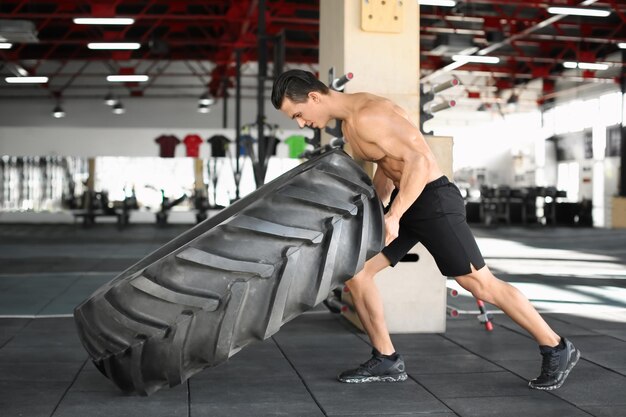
[529,337,580,390]
[337,349,407,383]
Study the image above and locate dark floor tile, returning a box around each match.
[22,317,78,333]
[0,317,31,329]
[190,376,313,405]
[0,257,131,274]
[329,414,457,417]
[415,371,530,399]
[0,360,83,382]
[543,314,607,336]
[273,330,365,349]
[550,313,626,331]
[39,276,113,315]
[390,334,468,357]
[306,379,449,416]
[0,345,88,363]
[72,368,123,392]
[545,362,626,406]
[599,329,626,342]
[191,401,324,417]
[7,328,82,347]
[566,335,626,369]
[493,359,545,381]
[443,328,540,361]
[581,405,626,417]
[445,395,591,417]
[190,355,297,382]
[0,292,55,315]
[275,345,369,367]
[53,386,188,417]
[404,353,502,375]
[0,318,30,346]
[0,380,68,417]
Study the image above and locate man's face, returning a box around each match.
[280,93,329,130]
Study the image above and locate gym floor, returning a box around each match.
[1,223,626,417]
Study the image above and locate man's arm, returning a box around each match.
[355,105,434,244]
[372,166,394,205]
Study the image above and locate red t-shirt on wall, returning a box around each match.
[183,134,203,157]
[155,135,180,158]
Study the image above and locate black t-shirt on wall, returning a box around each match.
[207,135,232,157]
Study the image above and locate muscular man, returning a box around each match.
[271,69,579,391]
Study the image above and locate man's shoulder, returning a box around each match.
[354,97,395,123]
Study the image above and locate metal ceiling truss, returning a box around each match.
[0,0,624,105]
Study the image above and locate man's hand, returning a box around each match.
[384,212,400,246]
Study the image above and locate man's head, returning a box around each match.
[271,69,331,129]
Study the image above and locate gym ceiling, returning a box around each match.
[0,0,625,110]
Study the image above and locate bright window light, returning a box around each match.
[547,7,611,17]
[0,43,12,49]
[5,76,49,83]
[106,75,149,82]
[619,43,626,49]
[452,55,500,64]
[88,42,141,50]
[73,18,135,25]
[420,0,456,6]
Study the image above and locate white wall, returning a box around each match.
[0,97,306,157]
[431,111,542,186]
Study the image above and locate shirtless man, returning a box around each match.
[271,69,579,390]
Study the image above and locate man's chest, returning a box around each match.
[341,123,383,162]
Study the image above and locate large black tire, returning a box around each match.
[73,149,384,396]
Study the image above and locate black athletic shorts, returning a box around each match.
[381,176,485,277]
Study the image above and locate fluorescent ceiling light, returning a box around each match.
[88,42,141,50]
[0,43,12,49]
[5,76,49,83]
[73,18,135,25]
[564,61,609,71]
[618,43,626,49]
[419,0,456,6]
[112,102,125,114]
[452,55,500,64]
[106,75,149,82]
[199,93,214,106]
[52,105,66,119]
[103,93,117,106]
[578,62,609,70]
[547,7,610,17]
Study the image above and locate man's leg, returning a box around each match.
[337,253,407,383]
[455,264,580,390]
[454,264,559,346]
[344,253,394,354]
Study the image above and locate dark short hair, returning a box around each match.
[271,69,329,109]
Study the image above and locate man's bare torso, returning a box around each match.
[340,93,443,188]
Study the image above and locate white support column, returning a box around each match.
[320,0,450,333]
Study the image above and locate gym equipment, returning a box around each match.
[73,190,137,228]
[446,286,494,331]
[73,149,383,396]
[192,187,210,223]
[419,77,459,135]
[301,137,345,160]
[324,68,353,140]
[207,157,226,210]
[154,189,188,226]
